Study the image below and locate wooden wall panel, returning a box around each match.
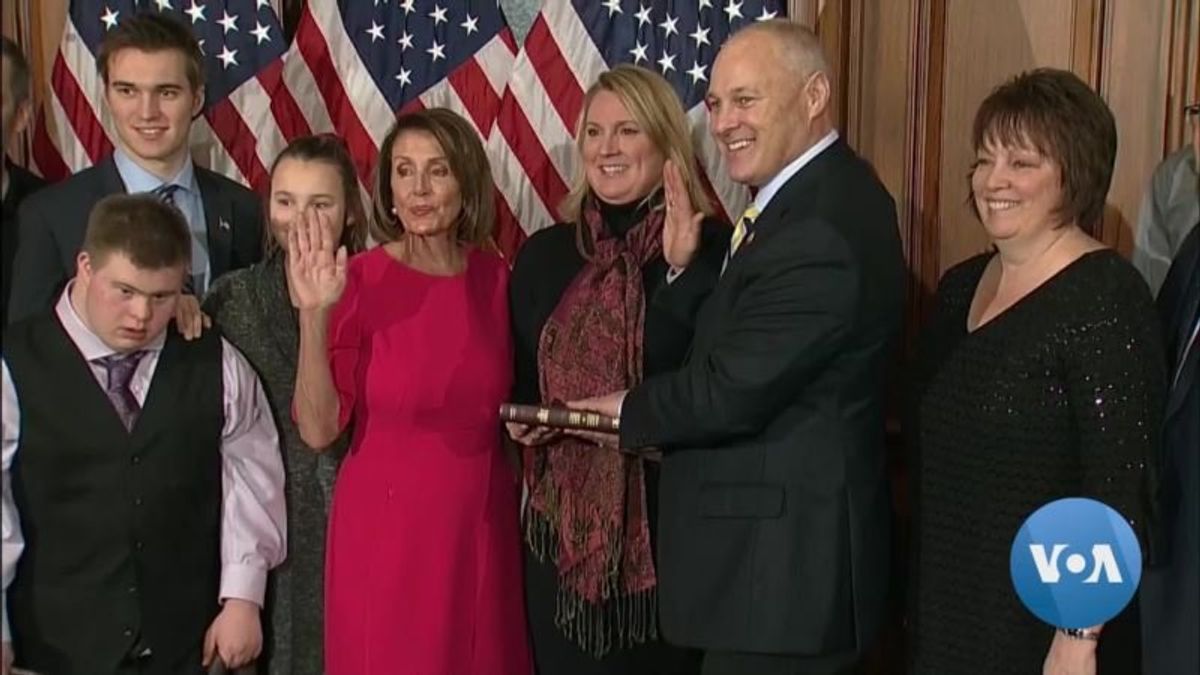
[937,0,1076,272]
[1100,0,1180,255]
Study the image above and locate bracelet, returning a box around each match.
[1058,627,1101,641]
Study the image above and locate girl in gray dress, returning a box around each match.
[205,135,368,674]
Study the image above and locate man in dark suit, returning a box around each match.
[572,20,905,675]
[7,13,262,327]
[1,37,47,323]
[1139,113,1199,675]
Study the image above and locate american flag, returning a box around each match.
[32,0,521,250]
[31,0,782,260]
[490,0,785,246]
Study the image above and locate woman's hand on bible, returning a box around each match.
[661,160,703,270]
[286,205,347,311]
[506,422,560,446]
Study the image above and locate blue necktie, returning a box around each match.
[152,183,181,209]
[151,184,196,293]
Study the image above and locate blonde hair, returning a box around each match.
[560,64,712,223]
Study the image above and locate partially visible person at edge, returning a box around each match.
[7,12,263,335]
[507,64,727,675]
[290,108,531,674]
[1139,104,1199,675]
[204,135,368,675]
[570,20,905,675]
[908,68,1166,675]
[1,194,286,674]
[1132,102,1199,295]
[1,36,47,323]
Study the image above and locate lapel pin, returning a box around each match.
[219,218,231,231]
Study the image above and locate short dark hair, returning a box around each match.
[970,68,1116,234]
[1,36,31,105]
[83,194,191,270]
[268,134,369,254]
[97,13,205,92]
[371,108,495,247]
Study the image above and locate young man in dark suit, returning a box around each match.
[1,37,47,323]
[572,20,905,675]
[1,195,285,675]
[7,13,262,328]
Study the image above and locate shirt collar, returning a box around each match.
[56,282,167,361]
[113,148,197,195]
[753,130,840,214]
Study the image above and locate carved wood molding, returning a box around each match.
[1164,0,1199,148]
[904,0,946,337]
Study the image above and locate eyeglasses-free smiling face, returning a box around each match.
[706,36,815,188]
[971,138,1067,242]
[103,47,204,177]
[581,89,666,205]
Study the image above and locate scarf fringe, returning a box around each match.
[525,507,659,658]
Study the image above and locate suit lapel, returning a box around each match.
[98,155,128,197]
[1165,334,1197,423]
[195,168,234,279]
[721,139,849,278]
[1160,225,1200,422]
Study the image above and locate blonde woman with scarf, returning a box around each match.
[507,64,728,675]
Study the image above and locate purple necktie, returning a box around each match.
[95,351,145,431]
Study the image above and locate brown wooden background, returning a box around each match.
[4,2,1198,672]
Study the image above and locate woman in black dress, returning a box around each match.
[507,64,728,675]
[204,135,367,674]
[909,69,1166,675]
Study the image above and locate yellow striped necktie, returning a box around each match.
[729,205,759,258]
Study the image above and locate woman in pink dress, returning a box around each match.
[289,108,531,675]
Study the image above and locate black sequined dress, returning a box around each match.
[908,250,1167,675]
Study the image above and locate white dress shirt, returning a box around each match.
[1,287,287,640]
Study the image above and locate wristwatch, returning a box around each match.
[1058,627,1101,641]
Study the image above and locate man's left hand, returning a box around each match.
[202,598,261,669]
[174,293,211,340]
